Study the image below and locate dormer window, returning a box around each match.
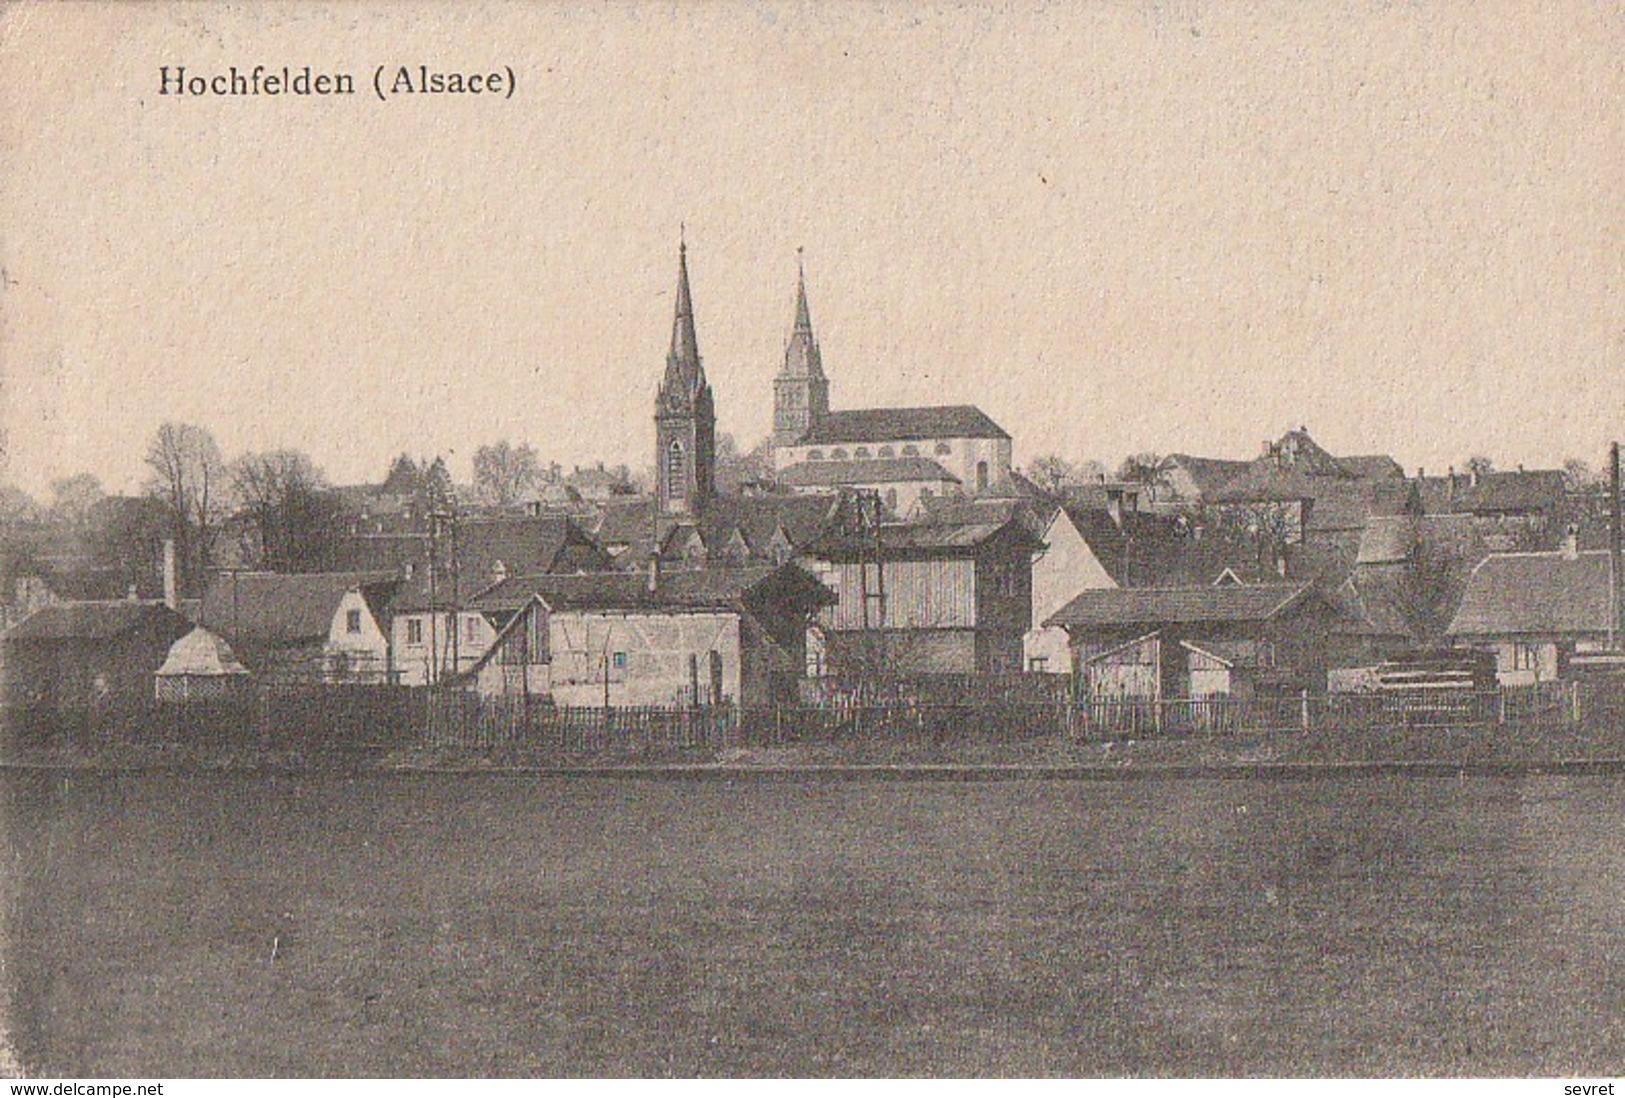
[879,446,894,458]
[855,447,870,459]
[808,450,824,461]
[935,442,952,456]
[831,448,848,460]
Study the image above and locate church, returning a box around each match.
[650,243,1016,525]
[768,258,1016,515]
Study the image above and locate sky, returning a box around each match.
[0,1,1620,498]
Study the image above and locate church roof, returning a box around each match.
[777,457,960,488]
[800,405,1010,445]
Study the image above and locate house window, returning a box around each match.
[885,488,898,511]
[406,617,424,645]
[613,651,628,669]
[465,616,480,643]
[1513,643,1541,672]
[346,609,362,634]
[1028,655,1050,672]
[976,461,989,492]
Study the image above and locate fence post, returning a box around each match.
[1572,679,1582,728]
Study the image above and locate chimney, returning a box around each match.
[1105,488,1123,530]
[646,552,661,594]
[162,539,177,609]
[1561,523,1580,561]
[1417,467,1425,479]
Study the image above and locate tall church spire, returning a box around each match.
[656,233,716,517]
[773,249,830,449]
[666,233,702,389]
[792,249,813,335]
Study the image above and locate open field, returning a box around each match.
[2,770,1622,1077]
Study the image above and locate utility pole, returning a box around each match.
[1611,442,1622,650]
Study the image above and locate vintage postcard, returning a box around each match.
[0,0,1621,1082]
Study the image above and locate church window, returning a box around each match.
[902,444,919,457]
[935,442,952,456]
[831,448,848,460]
[855,447,870,459]
[808,450,824,461]
[666,439,686,499]
[976,461,989,492]
[879,446,894,458]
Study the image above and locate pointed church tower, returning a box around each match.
[656,236,716,517]
[772,251,830,450]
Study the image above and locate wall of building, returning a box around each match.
[324,589,391,683]
[775,435,1012,494]
[819,558,977,631]
[547,610,742,707]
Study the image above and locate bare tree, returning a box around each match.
[472,440,542,508]
[143,422,227,596]
[48,473,105,536]
[1115,452,1165,487]
[715,433,774,494]
[233,449,343,571]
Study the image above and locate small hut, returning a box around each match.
[155,626,252,702]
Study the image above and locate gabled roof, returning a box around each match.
[1045,583,1314,630]
[1339,455,1406,481]
[468,564,834,616]
[387,516,612,611]
[1447,550,1614,637]
[199,571,397,646]
[3,600,193,643]
[778,457,959,488]
[1416,469,1567,516]
[1158,454,1250,497]
[801,405,1010,445]
[1058,507,1278,587]
[810,514,1045,557]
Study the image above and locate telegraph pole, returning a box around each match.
[1610,442,1622,650]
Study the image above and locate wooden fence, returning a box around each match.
[2,677,1623,760]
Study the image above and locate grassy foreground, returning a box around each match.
[2,771,1622,1077]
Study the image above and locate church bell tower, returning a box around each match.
[772,252,830,450]
[655,237,716,517]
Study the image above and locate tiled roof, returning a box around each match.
[1158,454,1250,497]
[1339,455,1406,481]
[1356,516,1418,566]
[1060,507,1279,587]
[1447,550,1613,637]
[468,564,834,615]
[811,515,1044,557]
[1416,470,1567,516]
[1045,583,1313,629]
[387,517,612,610]
[3,600,192,643]
[801,405,1010,444]
[777,457,959,488]
[199,571,398,645]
